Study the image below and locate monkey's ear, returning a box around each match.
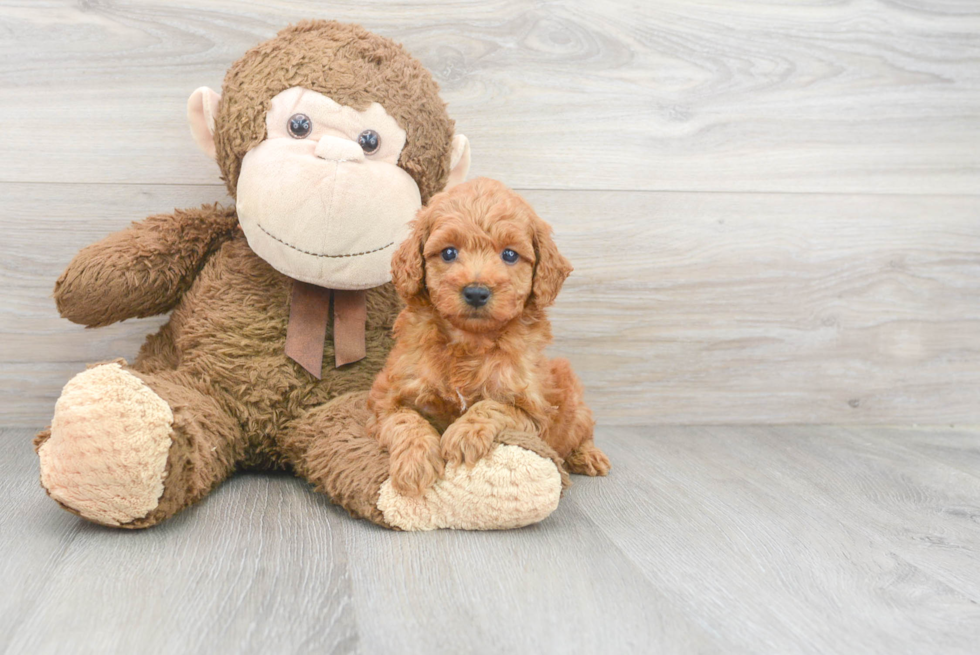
[528,213,573,311]
[390,214,430,304]
[187,86,221,160]
[444,135,471,190]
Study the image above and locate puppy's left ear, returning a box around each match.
[528,212,573,310]
[391,209,432,304]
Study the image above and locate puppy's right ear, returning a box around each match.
[391,212,430,303]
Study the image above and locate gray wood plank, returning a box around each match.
[3,183,978,427]
[0,1,978,193]
[859,426,980,482]
[675,425,980,602]
[338,501,716,655]
[0,429,85,654]
[573,426,980,655]
[756,425,980,600]
[0,426,718,655]
[1,430,359,655]
[6,425,980,654]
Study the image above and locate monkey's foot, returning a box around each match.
[37,363,174,527]
[377,432,567,531]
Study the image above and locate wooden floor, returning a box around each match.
[3,425,979,654]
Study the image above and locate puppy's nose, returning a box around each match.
[462,285,491,308]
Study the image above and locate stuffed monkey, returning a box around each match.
[34,21,567,531]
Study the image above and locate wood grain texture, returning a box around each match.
[0,430,359,655]
[3,183,978,427]
[4,425,980,654]
[574,426,980,655]
[337,504,716,654]
[864,426,980,481]
[0,0,978,193]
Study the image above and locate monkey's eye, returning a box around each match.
[501,249,519,264]
[287,114,312,139]
[441,247,458,263]
[357,129,380,154]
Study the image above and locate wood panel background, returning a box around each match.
[1,0,978,427]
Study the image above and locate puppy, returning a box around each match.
[367,177,609,497]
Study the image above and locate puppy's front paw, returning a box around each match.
[441,417,496,468]
[389,439,445,497]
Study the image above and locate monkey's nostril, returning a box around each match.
[462,285,491,308]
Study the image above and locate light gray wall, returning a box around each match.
[1,1,978,427]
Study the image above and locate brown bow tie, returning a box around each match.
[284,280,367,378]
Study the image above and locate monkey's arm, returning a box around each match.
[54,203,239,327]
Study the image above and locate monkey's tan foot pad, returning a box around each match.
[377,444,563,531]
[38,363,174,527]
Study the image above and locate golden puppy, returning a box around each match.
[367,177,609,496]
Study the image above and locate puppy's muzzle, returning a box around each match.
[462,284,491,308]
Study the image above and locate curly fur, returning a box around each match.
[368,178,609,496]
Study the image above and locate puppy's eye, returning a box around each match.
[441,247,458,263]
[501,249,519,264]
[287,114,312,139]
[357,129,380,154]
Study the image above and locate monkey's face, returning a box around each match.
[188,23,471,290]
[235,87,422,290]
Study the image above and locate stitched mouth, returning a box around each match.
[257,224,394,259]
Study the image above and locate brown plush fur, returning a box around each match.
[367,179,609,497]
[215,20,454,203]
[40,22,568,530]
[50,206,403,527]
[40,22,455,528]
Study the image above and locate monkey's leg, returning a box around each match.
[35,362,243,528]
[278,391,392,526]
[279,392,569,531]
